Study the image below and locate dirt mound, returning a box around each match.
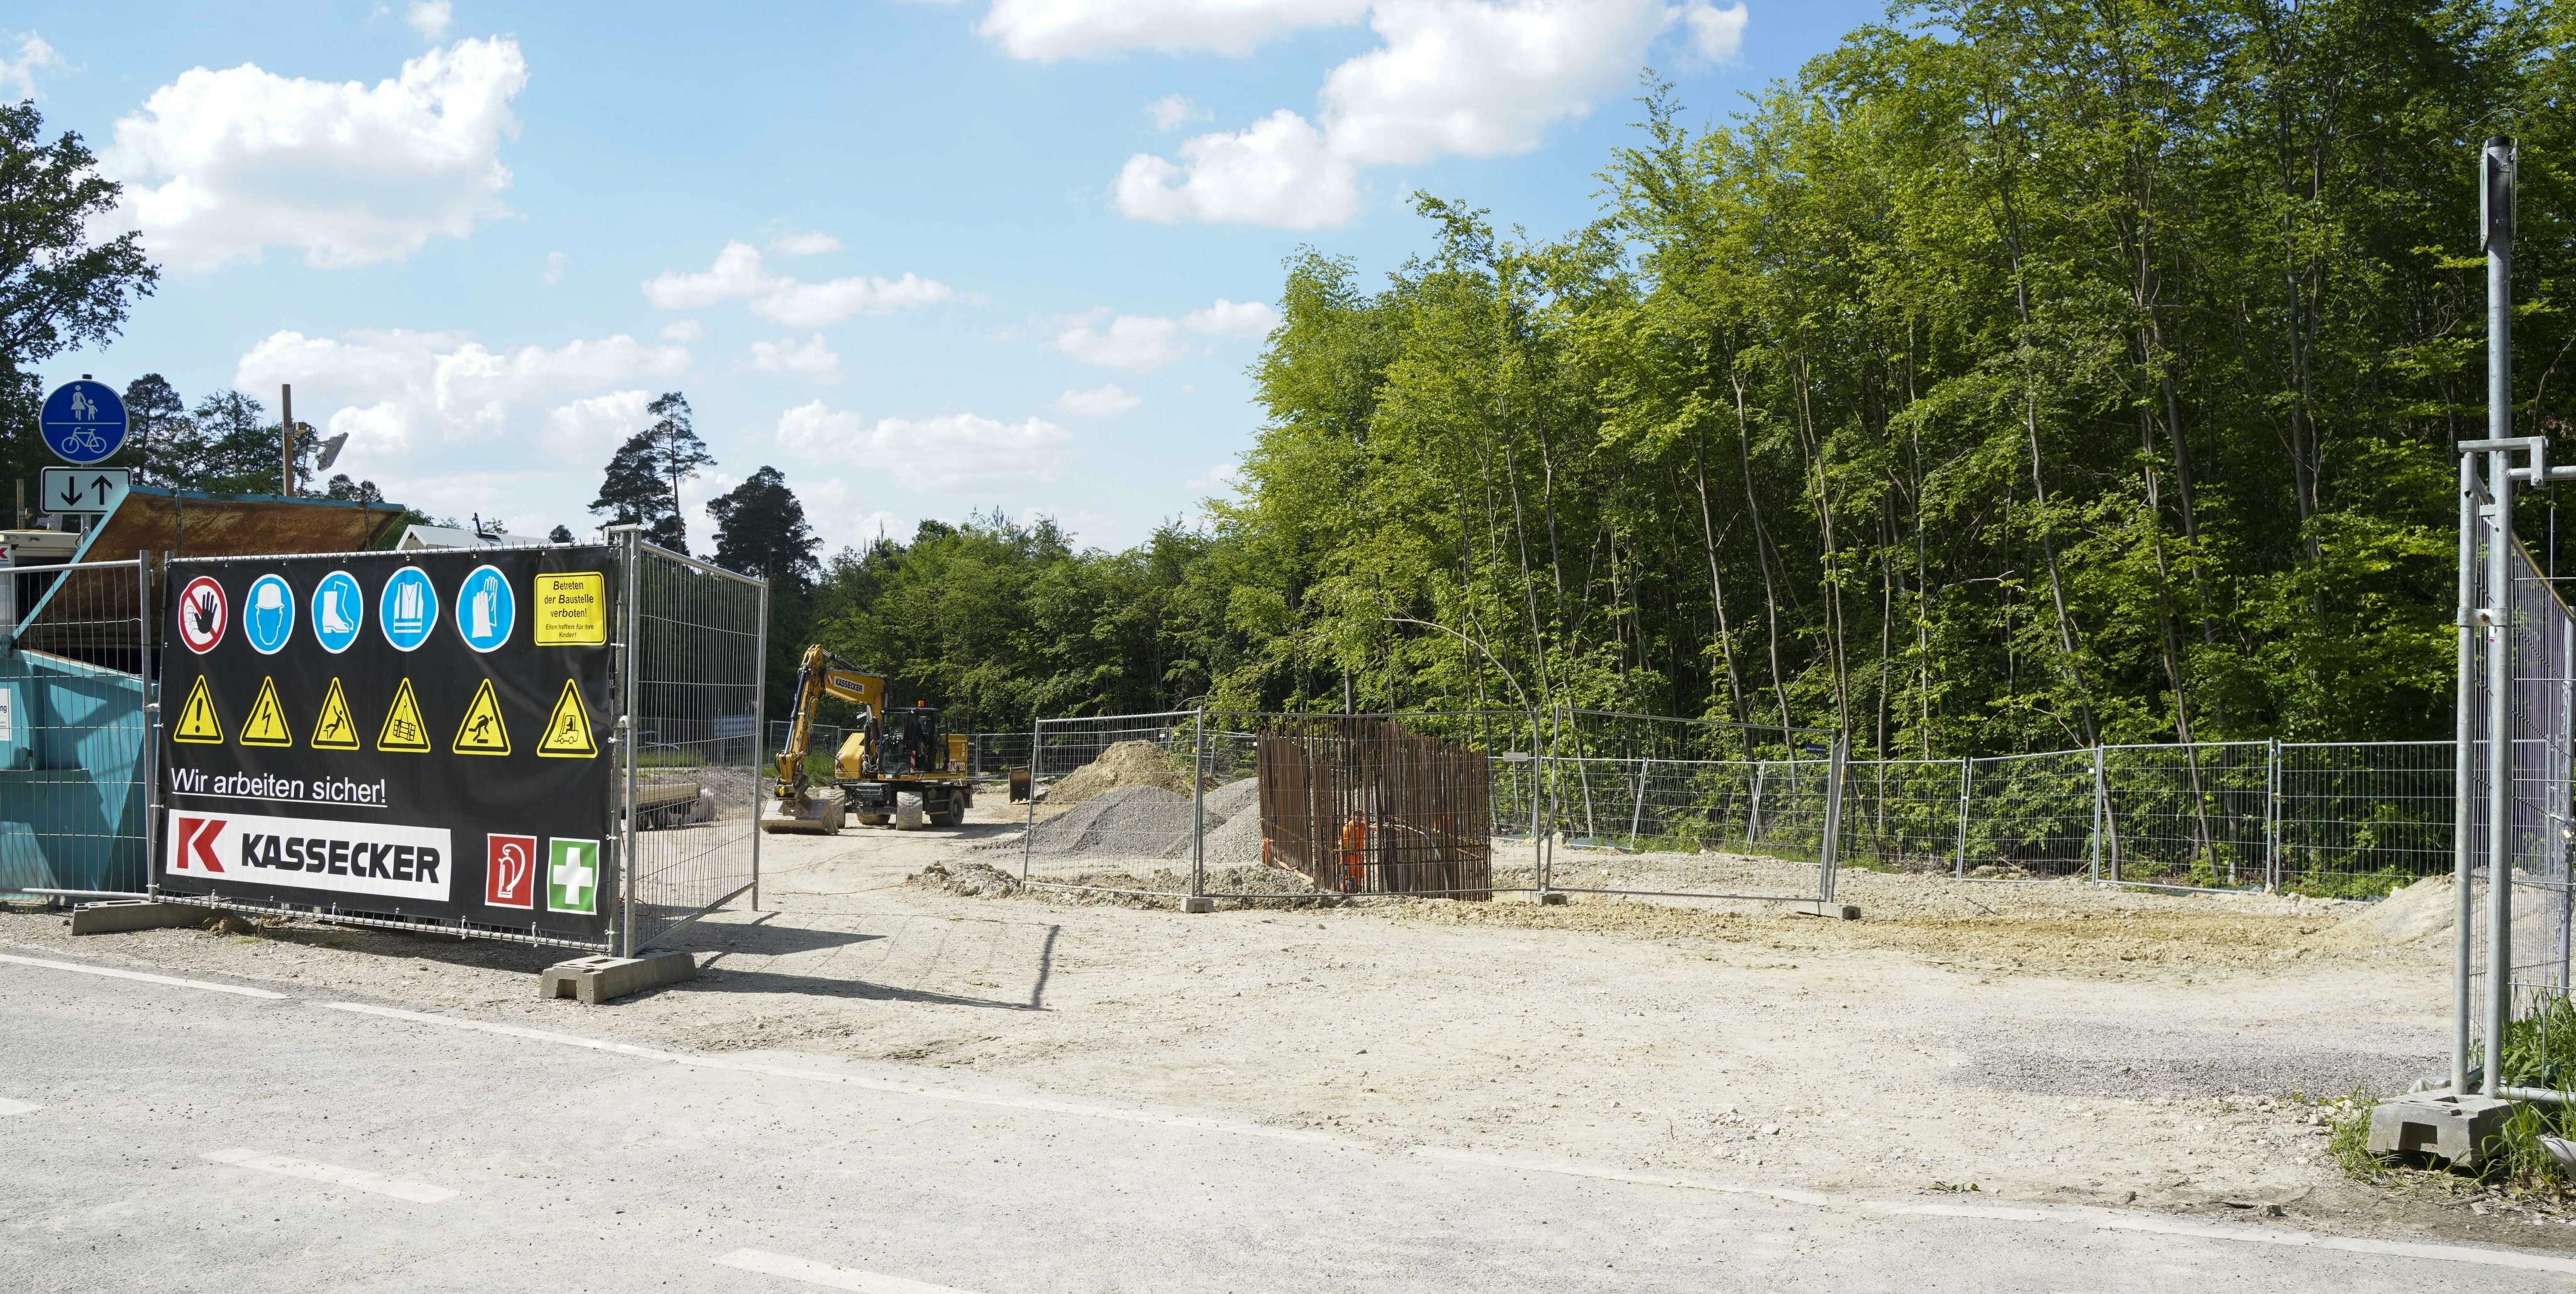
[2326,874,2455,946]
[1043,740,1199,808]
[911,860,1021,898]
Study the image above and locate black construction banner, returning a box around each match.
[157,546,618,944]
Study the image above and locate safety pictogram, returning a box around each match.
[311,678,359,750]
[173,676,223,744]
[376,678,431,752]
[177,576,227,654]
[486,834,537,908]
[547,838,600,913]
[240,676,294,747]
[453,678,511,755]
[536,679,597,758]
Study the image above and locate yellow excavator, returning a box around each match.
[762,645,974,834]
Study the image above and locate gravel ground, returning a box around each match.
[1,801,2529,1249]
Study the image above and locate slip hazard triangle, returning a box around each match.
[536,679,597,759]
[173,676,223,744]
[240,676,293,747]
[311,678,359,750]
[453,678,511,756]
[376,678,431,752]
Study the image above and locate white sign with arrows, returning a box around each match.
[40,467,131,515]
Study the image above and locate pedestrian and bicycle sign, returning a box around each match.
[38,467,130,514]
[40,379,126,465]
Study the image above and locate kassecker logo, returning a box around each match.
[164,810,453,903]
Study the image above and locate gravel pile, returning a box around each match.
[985,777,1263,863]
[1043,740,1200,808]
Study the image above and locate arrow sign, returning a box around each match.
[38,467,130,515]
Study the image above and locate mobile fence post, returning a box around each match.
[2090,745,2106,883]
[2453,452,2480,1096]
[1955,756,1970,878]
[2265,737,2282,893]
[1819,733,1848,905]
[1191,706,1208,904]
[750,574,769,912]
[1023,715,1041,881]
[138,551,157,900]
[618,527,642,959]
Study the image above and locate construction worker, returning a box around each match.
[1339,808,1368,894]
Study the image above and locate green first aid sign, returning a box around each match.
[547,838,601,913]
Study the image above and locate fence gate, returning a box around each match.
[0,557,154,901]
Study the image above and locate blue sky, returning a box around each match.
[14,0,1880,555]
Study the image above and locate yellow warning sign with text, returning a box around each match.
[535,572,607,646]
[311,678,359,750]
[453,678,511,756]
[241,677,293,747]
[174,676,223,744]
[537,679,597,758]
[377,679,431,752]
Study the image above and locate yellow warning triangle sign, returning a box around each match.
[173,676,223,744]
[453,678,511,756]
[311,678,359,750]
[537,679,597,759]
[376,678,431,752]
[240,676,293,747]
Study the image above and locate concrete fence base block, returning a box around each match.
[1535,891,1570,906]
[2365,1094,2516,1168]
[1179,896,1216,913]
[68,900,204,935]
[540,951,698,1005]
[1790,903,1863,921]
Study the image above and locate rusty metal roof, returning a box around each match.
[74,486,409,563]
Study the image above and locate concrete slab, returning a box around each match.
[2366,1093,2518,1168]
[68,901,203,935]
[540,950,698,1005]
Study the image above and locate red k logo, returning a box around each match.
[175,816,224,873]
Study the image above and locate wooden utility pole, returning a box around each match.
[280,384,294,496]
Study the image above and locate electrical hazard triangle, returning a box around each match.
[311,678,359,750]
[240,676,293,747]
[173,676,223,744]
[536,679,597,759]
[453,678,511,756]
[376,678,431,752]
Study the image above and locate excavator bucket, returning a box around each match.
[760,788,845,834]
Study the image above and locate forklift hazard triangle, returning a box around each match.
[376,679,431,752]
[536,679,596,759]
[453,678,511,756]
[174,676,223,744]
[240,677,294,747]
[311,678,359,750]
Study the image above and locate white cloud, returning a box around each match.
[745,334,843,382]
[542,250,567,284]
[768,230,842,256]
[406,1,453,40]
[1046,298,1277,372]
[100,38,526,271]
[1116,109,1355,229]
[774,401,1070,493]
[235,328,688,459]
[1053,384,1142,416]
[644,241,955,327]
[1682,1,1746,60]
[1095,1,1707,227]
[979,0,1370,60]
[1183,298,1279,338]
[1147,94,1210,131]
[1,32,63,99]
[660,319,702,343]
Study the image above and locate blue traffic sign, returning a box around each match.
[244,574,296,655]
[311,571,364,654]
[455,564,515,652]
[40,380,128,465]
[380,567,438,652]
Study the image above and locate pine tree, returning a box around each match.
[707,466,820,593]
[589,391,713,552]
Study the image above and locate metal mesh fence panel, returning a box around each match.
[1015,711,1202,897]
[2098,741,2270,890]
[1838,758,1965,873]
[619,538,765,951]
[1959,749,2096,878]
[0,560,153,899]
[965,732,1031,778]
[2273,741,2453,896]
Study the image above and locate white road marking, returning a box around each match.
[321,1001,2576,1276]
[0,1097,40,1116]
[0,952,287,999]
[715,1249,986,1292]
[200,1148,458,1203]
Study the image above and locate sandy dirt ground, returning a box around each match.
[4,798,2552,1251]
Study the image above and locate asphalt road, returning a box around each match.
[1,950,2567,1293]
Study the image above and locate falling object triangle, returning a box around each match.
[537,679,597,758]
[240,677,294,747]
[174,676,223,744]
[311,678,359,750]
[453,678,511,756]
[376,678,431,752]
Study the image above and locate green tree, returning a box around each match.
[706,466,820,591]
[589,393,713,552]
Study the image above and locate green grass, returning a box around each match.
[2333,1003,2576,1193]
